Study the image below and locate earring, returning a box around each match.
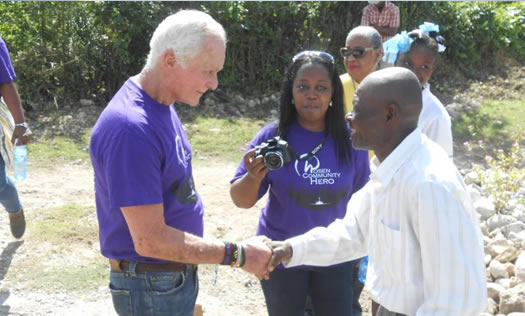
[329,101,333,107]
[292,99,295,105]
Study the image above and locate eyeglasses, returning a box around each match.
[292,51,335,64]
[340,46,378,59]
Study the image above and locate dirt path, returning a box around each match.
[0,161,371,316]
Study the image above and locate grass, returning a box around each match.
[184,116,268,164]
[452,99,525,147]
[8,204,106,294]
[29,129,91,168]
[28,117,266,166]
[29,204,98,244]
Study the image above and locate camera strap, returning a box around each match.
[289,135,328,162]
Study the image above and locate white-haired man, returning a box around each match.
[90,10,272,316]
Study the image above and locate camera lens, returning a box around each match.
[264,152,284,170]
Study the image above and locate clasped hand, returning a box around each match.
[241,236,293,280]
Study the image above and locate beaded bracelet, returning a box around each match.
[235,244,246,268]
[221,241,232,265]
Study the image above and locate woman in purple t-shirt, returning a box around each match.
[230,51,370,316]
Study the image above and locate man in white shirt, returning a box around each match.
[266,67,487,316]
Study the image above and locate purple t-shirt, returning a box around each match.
[0,36,16,86]
[90,78,204,263]
[232,121,370,267]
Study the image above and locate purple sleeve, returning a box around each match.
[352,148,370,193]
[0,37,16,84]
[106,131,163,208]
[230,124,277,200]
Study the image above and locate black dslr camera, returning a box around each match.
[254,136,293,170]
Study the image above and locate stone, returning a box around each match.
[79,99,94,107]
[509,231,525,245]
[515,252,525,281]
[204,97,215,107]
[510,276,521,288]
[487,214,518,232]
[261,96,270,104]
[499,284,525,314]
[480,222,490,236]
[504,262,515,277]
[495,247,520,263]
[487,282,506,301]
[233,94,245,104]
[485,254,492,266]
[247,100,256,108]
[446,102,463,119]
[467,99,482,110]
[464,171,481,185]
[475,197,497,220]
[496,277,512,289]
[486,297,498,314]
[501,222,525,237]
[490,260,510,279]
[467,184,482,203]
[489,239,516,257]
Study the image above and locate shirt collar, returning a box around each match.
[371,128,423,186]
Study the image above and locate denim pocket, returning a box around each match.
[109,283,133,316]
[147,271,185,295]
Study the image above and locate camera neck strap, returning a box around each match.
[290,135,328,162]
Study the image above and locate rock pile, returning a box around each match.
[463,169,525,315]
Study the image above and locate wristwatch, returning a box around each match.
[15,122,29,129]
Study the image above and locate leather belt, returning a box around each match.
[109,259,195,273]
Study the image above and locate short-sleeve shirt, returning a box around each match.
[340,73,358,114]
[90,78,204,263]
[361,2,400,42]
[0,36,17,86]
[231,121,370,267]
[419,84,453,157]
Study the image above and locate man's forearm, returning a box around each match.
[134,224,225,264]
[373,25,399,37]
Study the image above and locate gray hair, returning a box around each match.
[145,10,227,70]
[346,26,382,49]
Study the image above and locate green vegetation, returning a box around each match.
[10,204,106,294]
[452,99,525,145]
[185,117,267,164]
[29,132,90,167]
[0,2,523,104]
[454,99,525,213]
[29,204,97,243]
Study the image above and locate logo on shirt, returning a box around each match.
[175,135,192,168]
[294,155,342,185]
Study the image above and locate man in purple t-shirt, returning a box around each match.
[90,10,272,316]
[0,35,32,239]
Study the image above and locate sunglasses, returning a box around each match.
[340,46,378,59]
[292,51,335,64]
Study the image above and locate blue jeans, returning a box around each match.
[261,261,356,316]
[109,262,198,316]
[0,155,22,214]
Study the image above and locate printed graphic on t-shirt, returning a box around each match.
[175,134,192,168]
[288,155,349,210]
[170,174,198,205]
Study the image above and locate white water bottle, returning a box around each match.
[14,144,27,180]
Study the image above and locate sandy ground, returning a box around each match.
[0,160,371,316]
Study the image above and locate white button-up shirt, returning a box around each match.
[286,129,487,315]
[418,84,453,158]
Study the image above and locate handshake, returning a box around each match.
[239,236,292,280]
